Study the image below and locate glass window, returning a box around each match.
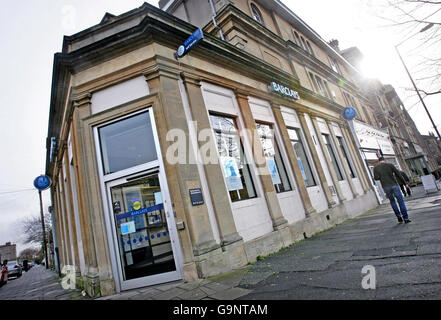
[300,36,308,51]
[306,41,314,56]
[251,3,263,24]
[315,76,327,98]
[210,114,257,202]
[322,134,344,181]
[256,123,292,193]
[287,128,316,187]
[329,56,341,74]
[293,31,302,48]
[99,112,158,175]
[337,136,356,178]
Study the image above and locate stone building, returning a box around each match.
[45,0,380,297]
[0,242,17,262]
[421,132,441,175]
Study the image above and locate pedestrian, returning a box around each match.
[373,157,411,224]
[399,170,412,197]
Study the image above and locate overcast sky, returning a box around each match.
[1,0,439,256]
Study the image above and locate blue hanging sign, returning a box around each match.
[342,106,357,120]
[33,175,52,191]
[175,28,204,59]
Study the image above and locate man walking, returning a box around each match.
[374,157,411,224]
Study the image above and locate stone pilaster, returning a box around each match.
[180,72,243,247]
[271,105,316,216]
[62,151,82,279]
[311,116,346,203]
[145,67,220,263]
[298,112,337,208]
[70,93,101,296]
[235,91,288,230]
[327,120,359,199]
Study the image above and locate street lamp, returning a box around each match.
[395,23,441,141]
[33,175,52,269]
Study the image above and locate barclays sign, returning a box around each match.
[270,82,300,100]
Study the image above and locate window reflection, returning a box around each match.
[256,123,292,193]
[99,112,157,175]
[287,128,317,187]
[210,114,257,202]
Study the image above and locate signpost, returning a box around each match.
[33,175,52,269]
[175,28,204,59]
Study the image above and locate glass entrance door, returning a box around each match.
[96,109,182,291]
[110,173,175,281]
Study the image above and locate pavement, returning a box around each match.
[1,185,440,300]
[0,265,87,300]
[97,185,441,300]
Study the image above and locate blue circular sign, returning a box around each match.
[342,107,356,120]
[33,175,52,191]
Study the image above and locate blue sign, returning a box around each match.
[33,175,52,191]
[175,28,204,59]
[342,106,356,120]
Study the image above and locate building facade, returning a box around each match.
[46,0,379,297]
[0,242,17,262]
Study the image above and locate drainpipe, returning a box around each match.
[209,0,225,41]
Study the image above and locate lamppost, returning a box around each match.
[395,23,441,141]
[33,175,52,269]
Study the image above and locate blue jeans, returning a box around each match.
[383,185,409,220]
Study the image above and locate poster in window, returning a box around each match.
[266,157,281,185]
[221,156,243,191]
[297,158,307,181]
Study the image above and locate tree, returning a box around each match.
[19,247,41,262]
[20,213,53,245]
[377,0,441,91]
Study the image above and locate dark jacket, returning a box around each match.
[373,162,405,188]
[399,170,410,184]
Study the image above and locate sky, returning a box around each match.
[0,0,439,256]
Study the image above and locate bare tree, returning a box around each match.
[19,247,41,261]
[21,213,53,245]
[376,0,441,92]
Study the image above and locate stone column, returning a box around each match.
[298,112,336,208]
[235,91,288,230]
[311,116,346,203]
[57,166,73,268]
[271,105,316,216]
[63,150,82,277]
[327,120,358,199]
[340,125,371,193]
[70,93,101,296]
[145,67,221,277]
[53,187,66,268]
[180,72,243,246]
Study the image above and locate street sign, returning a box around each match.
[342,106,356,120]
[175,28,204,59]
[33,175,52,191]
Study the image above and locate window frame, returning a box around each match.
[250,3,264,25]
[209,113,258,202]
[322,133,344,181]
[337,136,356,179]
[287,127,317,188]
[256,122,292,194]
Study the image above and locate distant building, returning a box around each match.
[0,242,17,262]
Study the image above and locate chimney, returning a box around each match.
[328,39,340,52]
